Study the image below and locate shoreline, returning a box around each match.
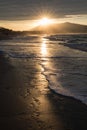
[0,54,87,130]
[49,86,87,105]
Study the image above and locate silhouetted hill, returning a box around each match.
[0,27,24,40]
[0,22,87,40]
[0,27,12,40]
[31,22,87,34]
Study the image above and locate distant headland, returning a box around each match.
[0,22,87,40]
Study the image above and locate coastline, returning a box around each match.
[0,54,87,130]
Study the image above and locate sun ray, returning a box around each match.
[30,17,56,29]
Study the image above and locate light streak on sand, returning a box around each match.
[41,37,48,56]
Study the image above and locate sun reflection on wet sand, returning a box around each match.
[41,37,48,56]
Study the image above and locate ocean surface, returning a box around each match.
[0,34,87,105]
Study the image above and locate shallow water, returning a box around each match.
[0,34,87,104]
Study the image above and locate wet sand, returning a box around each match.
[0,54,87,130]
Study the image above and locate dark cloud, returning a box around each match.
[0,0,87,20]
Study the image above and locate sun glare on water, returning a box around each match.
[41,37,48,56]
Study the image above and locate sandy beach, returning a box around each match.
[0,0,87,129]
[0,52,87,130]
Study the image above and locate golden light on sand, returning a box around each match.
[41,37,48,56]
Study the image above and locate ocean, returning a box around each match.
[0,34,87,105]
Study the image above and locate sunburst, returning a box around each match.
[38,17,53,26]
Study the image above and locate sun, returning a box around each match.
[30,17,56,29]
[38,17,53,26]
[39,18,50,25]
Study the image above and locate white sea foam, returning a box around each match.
[41,57,87,105]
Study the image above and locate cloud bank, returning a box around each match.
[0,0,87,20]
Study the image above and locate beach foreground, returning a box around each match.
[0,53,87,130]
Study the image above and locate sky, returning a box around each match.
[0,0,87,30]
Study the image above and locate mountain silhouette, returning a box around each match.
[31,22,87,34]
[0,22,87,38]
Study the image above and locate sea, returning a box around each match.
[0,34,87,105]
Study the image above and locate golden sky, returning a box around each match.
[0,15,87,31]
[0,0,87,30]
